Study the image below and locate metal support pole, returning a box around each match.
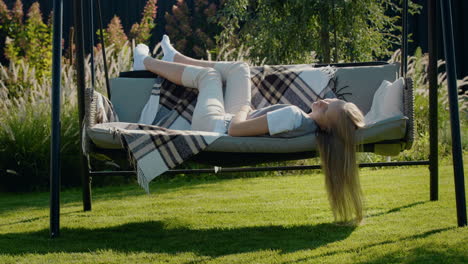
[439,0,467,227]
[74,0,92,211]
[96,0,111,98]
[50,0,63,238]
[401,0,408,77]
[428,0,439,201]
[89,0,96,89]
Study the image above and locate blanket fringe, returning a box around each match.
[319,65,337,80]
[319,65,336,78]
[116,128,151,194]
[137,164,150,194]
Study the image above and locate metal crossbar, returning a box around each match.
[89,161,431,177]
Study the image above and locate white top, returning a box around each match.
[266,105,305,135]
[246,104,317,138]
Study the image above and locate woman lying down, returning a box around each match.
[133,35,366,225]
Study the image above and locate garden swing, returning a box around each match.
[49,0,466,238]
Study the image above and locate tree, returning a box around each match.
[217,0,420,65]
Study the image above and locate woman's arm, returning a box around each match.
[228,105,269,137]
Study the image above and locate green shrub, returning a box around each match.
[129,0,157,45]
[98,0,157,52]
[96,0,156,60]
[165,0,222,58]
[0,1,52,81]
[103,15,128,52]
[0,102,81,192]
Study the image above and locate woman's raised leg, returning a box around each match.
[134,43,185,85]
[160,36,251,113]
[161,35,216,68]
[134,44,227,132]
[212,61,251,114]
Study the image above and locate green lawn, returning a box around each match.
[0,163,467,263]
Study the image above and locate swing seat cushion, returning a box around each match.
[88,114,407,155]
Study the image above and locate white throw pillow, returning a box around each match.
[364,77,405,126]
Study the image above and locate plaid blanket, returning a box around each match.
[92,64,337,192]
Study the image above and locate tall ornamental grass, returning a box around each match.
[0,61,78,191]
[376,48,468,162]
[0,43,132,191]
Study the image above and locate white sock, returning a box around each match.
[133,44,150,71]
[161,34,179,62]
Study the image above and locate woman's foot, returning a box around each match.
[161,34,179,62]
[133,44,150,71]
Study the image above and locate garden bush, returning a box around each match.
[129,0,158,45]
[164,0,222,59]
[0,0,52,87]
[94,0,157,58]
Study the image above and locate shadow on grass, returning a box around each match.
[0,178,226,214]
[0,210,81,227]
[0,221,355,257]
[367,201,430,218]
[358,245,467,264]
[285,227,458,263]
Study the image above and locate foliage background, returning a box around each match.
[2,0,467,80]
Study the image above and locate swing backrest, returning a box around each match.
[110,62,401,123]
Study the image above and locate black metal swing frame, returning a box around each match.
[49,0,466,238]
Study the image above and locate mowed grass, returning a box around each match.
[0,163,467,263]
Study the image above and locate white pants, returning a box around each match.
[181,61,251,132]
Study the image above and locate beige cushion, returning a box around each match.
[365,78,404,125]
[334,63,399,114]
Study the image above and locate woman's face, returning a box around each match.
[309,98,344,131]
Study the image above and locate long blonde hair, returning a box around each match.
[316,102,365,224]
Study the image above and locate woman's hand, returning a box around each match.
[239,105,252,113]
